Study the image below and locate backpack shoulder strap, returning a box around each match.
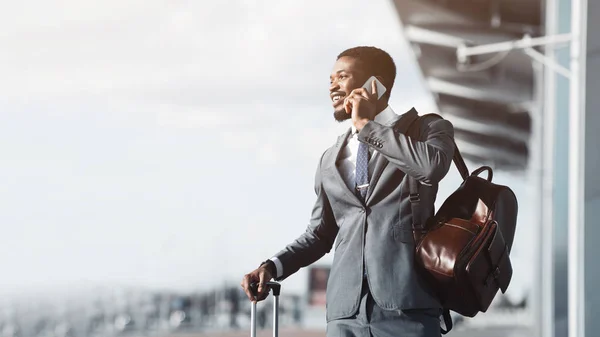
[441,310,453,334]
[405,113,441,233]
[391,109,421,134]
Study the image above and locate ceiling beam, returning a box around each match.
[454,138,528,168]
[443,113,530,144]
[428,77,531,104]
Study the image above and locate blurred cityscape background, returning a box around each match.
[0,283,305,337]
[0,271,529,337]
[0,0,597,336]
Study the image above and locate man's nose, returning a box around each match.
[329,81,340,92]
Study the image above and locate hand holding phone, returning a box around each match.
[361,76,386,100]
[344,76,387,131]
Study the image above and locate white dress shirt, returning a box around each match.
[336,105,398,192]
[270,106,399,278]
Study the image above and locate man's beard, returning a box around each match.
[333,108,350,122]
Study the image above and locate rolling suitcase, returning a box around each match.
[250,281,281,337]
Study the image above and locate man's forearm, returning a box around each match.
[357,118,455,185]
[263,151,339,281]
[270,226,337,281]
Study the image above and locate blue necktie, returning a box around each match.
[355,141,369,200]
[357,140,370,279]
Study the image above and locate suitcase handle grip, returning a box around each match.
[250,281,281,297]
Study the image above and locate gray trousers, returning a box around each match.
[327,279,442,337]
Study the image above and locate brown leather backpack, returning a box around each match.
[404,113,518,334]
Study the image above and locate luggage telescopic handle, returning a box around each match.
[250,281,281,297]
[250,281,281,337]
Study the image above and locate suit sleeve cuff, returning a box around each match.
[270,257,283,278]
[357,120,385,147]
[357,120,382,140]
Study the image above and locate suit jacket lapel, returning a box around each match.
[326,128,364,206]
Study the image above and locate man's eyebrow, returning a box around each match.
[330,70,348,78]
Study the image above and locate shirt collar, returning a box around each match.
[351,105,397,134]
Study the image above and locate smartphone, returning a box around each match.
[362,76,387,100]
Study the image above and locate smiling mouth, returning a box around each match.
[331,93,345,105]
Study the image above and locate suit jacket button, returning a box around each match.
[360,208,366,213]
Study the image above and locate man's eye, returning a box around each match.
[330,75,347,84]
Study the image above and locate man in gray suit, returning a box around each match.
[241,46,455,337]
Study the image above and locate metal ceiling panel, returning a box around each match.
[392,0,542,171]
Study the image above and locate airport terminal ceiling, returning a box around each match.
[392,0,542,171]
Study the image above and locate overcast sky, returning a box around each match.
[0,0,533,300]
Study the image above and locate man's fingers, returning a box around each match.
[245,289,255,302]
[344,97,353,114]
[345,96,359,114]
[241,275,255,302]
[258,271,266,297]
[350,88,370,100]
[347,95,367,107]
[351,87,374,100]
[346,95,367,104]
[371,78,378,97]
[258,292,269,301]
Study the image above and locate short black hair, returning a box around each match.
[337,46,396,99]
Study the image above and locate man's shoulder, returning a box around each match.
[321,133,342,158]
[414,113,454,136]
[329,127,351,149]
[316,129,349,167]
[417,112,445,124]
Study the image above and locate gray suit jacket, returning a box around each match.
[272,108,455,322]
